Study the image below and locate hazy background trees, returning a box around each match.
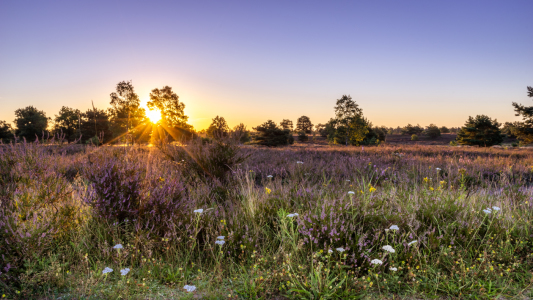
[424,124,441,139]
[14,106,50,140]
[296,116,313,134]
[206,116,230,139]
[53,106,81,142]
[0,121,13,142]
[253,120,294,146]
[280,119,293,131]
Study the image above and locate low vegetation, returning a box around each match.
[1,139,533,299]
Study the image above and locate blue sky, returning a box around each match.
[0,0,531,130]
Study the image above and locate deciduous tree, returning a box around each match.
[14,106,50,141]
[53,106,81,142]
[296,116,313,134]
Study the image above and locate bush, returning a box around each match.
[411,134,419,141]
[402,124,423,135]
[253,120,294,147]
[297,131,308,142]
[424,124,441,139]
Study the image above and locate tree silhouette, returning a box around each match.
[296,116,313,134]
[0,121,13,142]
[253,120,294,146]
[108,81,147,143]
[280,119,294,131]
[14,106,50,141]
[206,116,229,138]
[333,95,368,145]
[53,106,81,142]
[148,86,191,130]
[511,86,533,144]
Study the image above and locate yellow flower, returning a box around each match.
[265,187,271,195]
[423,177,429,183]
[429,187,434,191]
[369,186,376,193]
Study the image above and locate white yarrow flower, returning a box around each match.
[193,209,204,214]
[267,175,273,178]
[102,267,113,274]
[370,259,383,265]
[408,240,418,246]
[113,244,123,249]
[184,285,197,292]
[120,268,130,276]
[336,247,345,252]
[297,161,304,164]
[390,267,398,271]
[389,225,399,231]
[348,191,355,195]
[382,245,395,253]
[492,206,500,211]
[215,240,225,246]
[483,208,492,214]
[217,236,225,240]
[328,249,333,254]
[436,168,441,171]
[287,213,299,217]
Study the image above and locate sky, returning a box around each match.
[0,0,532,130]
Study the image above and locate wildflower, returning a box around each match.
[102,267,113,274]
[382,245,395,253]
[265,187,271,194]
[113,244,123,249]
[297,161,303,164]
[348,191,355,195]
[184,285,197,292]
[370,259,383,265]
[215,240,225,246]
[287,213,299,217]
[492,206,501,211]
[369,186,376,193]
[389,225,399,231]
[423,177,429,183]
[120,268,130,276]
[483,208,492,214]
[390,267,398,271]
[217,236,225,240]
[346,180,351,182]
[336,247,345,252]
[267,175,273,178]
[408,240,417,246]
[328,249,333,254]
[193,209,204,214]
[436,168,441,171]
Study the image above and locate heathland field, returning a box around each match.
[1,140,533,299]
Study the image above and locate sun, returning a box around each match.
[146,109,162,123]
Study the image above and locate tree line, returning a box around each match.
[1,84,533,148]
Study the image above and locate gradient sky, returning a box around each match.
[1,0,532,130]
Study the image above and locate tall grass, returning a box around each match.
[1,141,532,299]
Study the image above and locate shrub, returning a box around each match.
[253,120,294,147]
[424,124,441,138]
[401,123,423,135]
[411,134,419,141]
[297,131,308,142]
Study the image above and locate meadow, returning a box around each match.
[1,139,533,299]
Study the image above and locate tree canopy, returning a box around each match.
[511,86,533,144]
[296,116,313,134]
[148,86,191,130]
[108,81,147,141]
[253,120,294,146]
[0,120,13,142]
[456,115,502,147]
[206,116,230,138]
[14,106,49,141]
[53,106,81,142]
[280,119,294,131]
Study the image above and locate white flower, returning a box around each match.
[102,267,113,274]
[217,236,225,240]
[193,209,204,214]
[287,213,299,217]
[390,267,398,271]
[328,249,333,254]
[120,268,130,276]
[389,225,399,231]
[436,168,441,171]
[184,285,197,292]
[382,245,395,253]
[267,175,273,178]
[215,240,225,246]
[483,208,492,214]
[408,240,417,246]
[297,161,304,164]
[346,180,351,182]
[348,191,355,195]
[492,206,500,211]
[370,259,383,265]
[336,247,345,252]
[113,244,123,249]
